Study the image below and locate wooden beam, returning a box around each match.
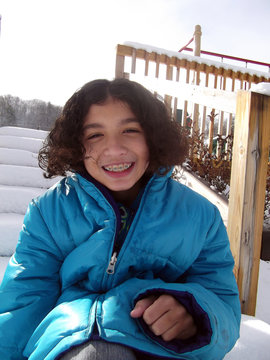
[116,44,270,84]
[115,54,125,78]
[227,90,270,315]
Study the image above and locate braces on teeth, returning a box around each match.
[104,163,132,172]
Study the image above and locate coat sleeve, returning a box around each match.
[0,200,63,360]
[132,205,241,360]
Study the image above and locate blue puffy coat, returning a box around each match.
[0,171,240,360]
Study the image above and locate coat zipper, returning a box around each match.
[105,205,137,275]
[78,171,153,281]
[106,251,118,274]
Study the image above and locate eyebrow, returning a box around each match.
[82,117,139,131]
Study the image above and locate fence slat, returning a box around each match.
[115,54,125,78]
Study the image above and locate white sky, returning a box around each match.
[0,0,270,106]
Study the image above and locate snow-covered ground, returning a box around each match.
[0,125,62,277]
[0,125,270,359]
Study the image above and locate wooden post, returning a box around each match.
[201,72,209,137]
[115,54,125,78]
[227,90,270,315]
[193,25,202,57]
[192,25,201,133]
[183,68,190,127]
[192,68,200,134]
[131,49,137,74]
[208,109,216,154]
[164,58,173,115]
[191,25,202,133]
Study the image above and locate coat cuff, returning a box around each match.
[133,288,212,354]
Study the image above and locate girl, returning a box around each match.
[0,79,240,360]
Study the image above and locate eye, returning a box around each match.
[86,133,103,141]
[123,128,141,134]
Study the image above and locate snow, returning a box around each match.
[250,82,270,95]
[0,126,48,138]
[0,148,39,167]
[0,134,45,153]
[0,185,44,214]
[0,213,24,256]
[0,125,270,359]
[124,41,270,79]
[256,260,270,323]
[0,164,59,188]
[225,315,270,359]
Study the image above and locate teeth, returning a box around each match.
[104,163,132,172]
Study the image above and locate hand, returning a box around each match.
[130,294,197,341]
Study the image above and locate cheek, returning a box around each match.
[84,141,98,159]
[83,143,98,164]
[141,142,150,162]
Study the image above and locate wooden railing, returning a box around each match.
[115,42,270,157]
[180,47,270,74]
[115,42,270,316]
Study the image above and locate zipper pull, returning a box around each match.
[106,252,118,274]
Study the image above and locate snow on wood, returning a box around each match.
[124,41,270,79]
[178,167,229,227]
[129,74,237,113]
[250,82,270,95]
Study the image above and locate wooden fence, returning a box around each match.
[115,41,270,316]
[115,42,270,156]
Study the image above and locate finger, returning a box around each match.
[148,305,182,336]
[146,298,197,340]
[143,294,179,326]
[160,320,197,342]
[130,296,157,318]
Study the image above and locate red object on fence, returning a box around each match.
[179,45,270,71]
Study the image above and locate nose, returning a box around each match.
[103,135,127,156]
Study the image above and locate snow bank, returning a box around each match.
[0,126,61,262]
[0,126,48,139]
[0,214,24,256]
[0,135,45,153]
[0,148,38,167]
[0,256,10,283]
[0,185,44,214]
[0,164,61,188]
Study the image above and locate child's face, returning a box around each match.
[82,97,149,204]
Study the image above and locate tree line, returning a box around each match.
[0,95,62,131]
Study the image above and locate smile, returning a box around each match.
[103,163,133,172]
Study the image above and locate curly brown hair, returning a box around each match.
[38,78,188,178]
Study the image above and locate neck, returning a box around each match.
[111,174,151,207]
[111,182,142,208]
